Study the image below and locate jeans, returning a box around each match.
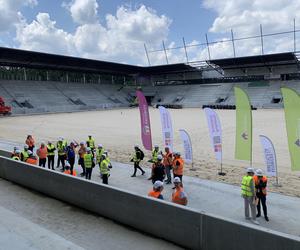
[257,195,268,217]
[47,155,55,170]
[133,162,144,175]
[165,165,172,182]
[68,157,75,175]
[57,155,65,170]
[85,168,93,180]
[39,158,46,168]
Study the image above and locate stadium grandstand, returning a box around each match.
[1,47,300,115]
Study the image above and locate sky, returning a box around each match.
[0,0,299,65]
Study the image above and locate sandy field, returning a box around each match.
[0,108,299,197]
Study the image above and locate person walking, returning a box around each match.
[152,155,165,184]
[172,177,188,206]
[172,152,184,183]
[254,169,269,221]
[47,141,56,170]
[100,154,110,184]
[130,145,145,177]
[84,147,94,180]
[21,145,29,162]
[86,135,95,151]
[37,142,47,167]
[148,181,164,200]
[56,138,67,171]
[78,142,86,177]
[25,135,35,151]
[241,167,259,225]
[163,146,173,184]
[66,141,77,175]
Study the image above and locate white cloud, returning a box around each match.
[201,0,300,58]
[63,0,99,25]
[0,0,38,32]
[15,5,172,65]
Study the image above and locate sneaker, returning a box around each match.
[265,216,269,222]
[256,213,261,218]
[131,174,136,177]
[251,219,260,225]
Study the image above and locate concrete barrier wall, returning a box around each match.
[0,156,299,250]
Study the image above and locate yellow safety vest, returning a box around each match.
[241,176,254,197]
[84,153,93,168]
[100,159,109,174]
[57,142,65,156]
[12,156,20,161]
[47,144,55,156]
[96,148,104,163]
[152,149,159,163]
[22,151,29,161]
[87,138,95,149]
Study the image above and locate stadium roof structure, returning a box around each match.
[0,47,196,75]
[208,52,299,70]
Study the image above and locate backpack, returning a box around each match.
[139,150,145,160]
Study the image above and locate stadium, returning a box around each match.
[1,11,300,250]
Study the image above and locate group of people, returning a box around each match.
[131,144,188,206]
[241,167,269,225]
[10,135,112,184]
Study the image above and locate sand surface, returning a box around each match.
[0,108,299,197]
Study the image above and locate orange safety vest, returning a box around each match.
[63,170,77,176]
[37,147,48,159]
[26,138,35,147]
[148,190,162,198]
[26,157,38,165]
[172,187,187,205]
[163,152,173,166]
[173,157,184,175]
[253,175,267,195]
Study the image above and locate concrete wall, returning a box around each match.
[0,155,299,250]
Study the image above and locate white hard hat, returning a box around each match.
[255,169,263,176]
[134,144,139,148]
[157,154,163,161]
[41,142,45,145]
[104,150,108,154]
[98,144,103,148]
[15,149,21,154]
[246,167,255,173]
[102,154,106,158]
[153,180,163,189]
[27,150,33,155]
[173,177,181,183]
[24,145,29,149]
[154,145,159,148]
[58,137,63,141]
[80,142,85,145]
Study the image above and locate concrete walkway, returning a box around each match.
[1,140,300,238]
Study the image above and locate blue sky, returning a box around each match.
[0,0,299,65]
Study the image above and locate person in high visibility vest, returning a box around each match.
[21,145,29,162]
[78,142,86,177]
[172,177,187,206]
[96,144,104,167]
[86,135,95,151]
[241,167,259,225]
[254,169,269,221]
[25,135,35,151]
[37,142,47,167]
[11,146,20,158]
[56,137,66,171]
[130,145,145,177]
[100,154,110,184]
[103,150,112,169]
[63,162,77,176]
[25,150,38,165]
[172,152,184,183]
[12,149,21,161]
[163,146,173,184]
[148,145,160,181]
[47,141,56,170]
[84,147,94,180]
[148,180,164,200]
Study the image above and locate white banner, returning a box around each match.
[179,129,193,164]
[159,106,174,151]
[259,135,277,177]
[204,108,222,162]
